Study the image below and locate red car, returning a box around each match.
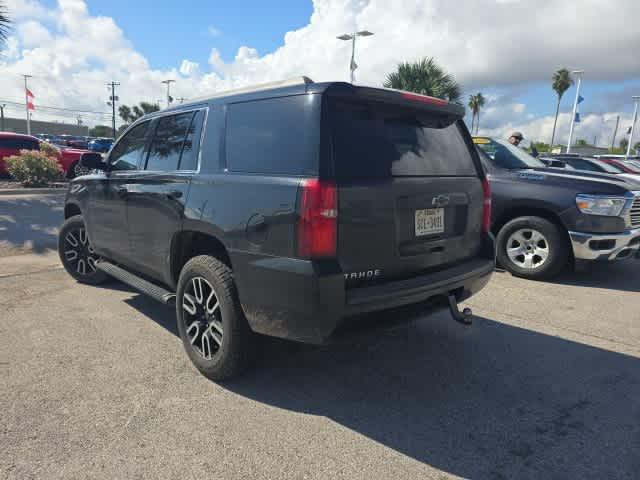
[597,156,640,174]
[0,132,90,179]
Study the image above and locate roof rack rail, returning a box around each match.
[188,76,315,103]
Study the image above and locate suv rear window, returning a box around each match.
[0,138,40,150]
[226,95,320,175]
[330,101,476,179]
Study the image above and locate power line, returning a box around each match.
[0,99,112,116]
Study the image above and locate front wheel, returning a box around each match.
[58,215,108,284]
[496,216,569,280]
[176,255,255,381]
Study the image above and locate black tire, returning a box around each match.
[496,216,569,280]
[58,215,108,284]
[176,255,255,381]
[66,160,90,179]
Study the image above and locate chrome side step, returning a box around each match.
[96,260,176,305]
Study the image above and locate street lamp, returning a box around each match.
[161,79,175,108]
[626,96,640,159]
[337,30,374,84]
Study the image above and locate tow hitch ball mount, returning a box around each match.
[448,294,473,325]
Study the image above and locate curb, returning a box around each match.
[0,188,66,196]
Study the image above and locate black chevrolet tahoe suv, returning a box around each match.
[474,137,640,279]
[59,78,495,380]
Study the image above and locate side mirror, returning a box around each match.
[79,152,107,171]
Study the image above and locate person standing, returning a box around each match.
[508,131,524,146]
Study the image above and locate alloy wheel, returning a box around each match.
[63,227,99,276]
[182,277,224,360]
[506,228,550,270]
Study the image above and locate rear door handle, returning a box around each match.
[117,187,128,197]
[167,190,183,200]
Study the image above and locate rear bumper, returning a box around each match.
[233,246,495,343]
[569,228,640,261]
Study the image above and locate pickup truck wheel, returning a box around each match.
[58,215,108,284]
[176,255,254,381]
[67,160,91,179]
[496,216,568,280]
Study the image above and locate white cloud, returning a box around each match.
[0,0,638,132]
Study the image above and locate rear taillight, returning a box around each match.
[482,178,492,233]
[298,179,338,258]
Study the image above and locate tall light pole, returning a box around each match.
[161,79,175,108]
[566,70,584,154]
[337,30,374,84]
[626,96,640,159]
[106,81,120,139]
[0,104,5,131]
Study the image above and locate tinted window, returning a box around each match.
[109,122,149,171]
[226,95,320,175]
[146,112,195,171]
[178,110,205,171]
[565,159,600,172]
[330,101,476,178]
[0,138,39,150]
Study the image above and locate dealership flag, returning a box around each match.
[26,89,35,110]
[577,95,584,104]
[575,112,581,123]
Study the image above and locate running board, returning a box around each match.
[96,260,176,305]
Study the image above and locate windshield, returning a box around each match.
[476,138,546,170]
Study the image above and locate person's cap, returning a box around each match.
[510,131,524,140]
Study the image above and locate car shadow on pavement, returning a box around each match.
[116,290,639,478]
[548,260,640,292]
[0,195,64,255]
[223,310,640,479]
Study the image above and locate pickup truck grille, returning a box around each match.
[628,194,640,228]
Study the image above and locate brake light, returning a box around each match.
[401,92,449,106]
[298,179,338,258]
[482,178,492,233]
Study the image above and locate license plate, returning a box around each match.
[415,208,445,236]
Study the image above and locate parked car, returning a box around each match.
[59,78,496,380]
[88,137,113,153]
[0,132,90,179]
[541,155,640,183]
[474,137,640,279]
[596,156,640,174]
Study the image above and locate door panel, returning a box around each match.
[126,173,191,283]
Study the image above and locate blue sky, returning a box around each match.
[41,0,313,68]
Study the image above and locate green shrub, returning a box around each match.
[38,141,60,158]
[5,149,63,187]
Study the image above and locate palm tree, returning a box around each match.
[384,57,461,103]
[0,2,11,52]
[118,101,160,124]
[468,93,486,135]
[550,68,573,147]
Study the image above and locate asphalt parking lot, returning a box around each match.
[1,193,639,479]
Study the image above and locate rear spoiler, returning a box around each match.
[323,83,465,118]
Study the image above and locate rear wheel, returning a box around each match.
[496,216,569,280]
[176,255,254,381]
[58,215,108,284]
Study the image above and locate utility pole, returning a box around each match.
[611,115,620,152]
[106,81,120,139]
[626,96,640,159]
[0,104,5,131]
[23,74,33,135]
[337,31,374,84]
[161,79,175,108]
[566,70,583,154]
